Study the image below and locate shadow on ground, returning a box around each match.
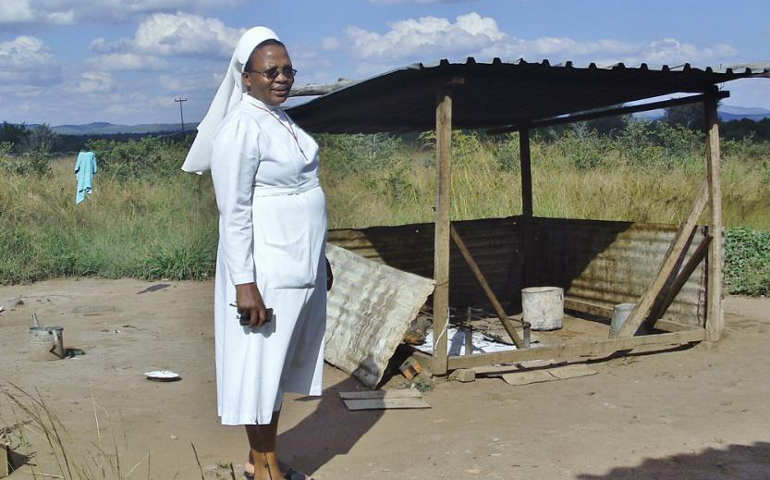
[576,442,770,480]
[279,376,384,476]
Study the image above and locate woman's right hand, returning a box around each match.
[235,283,269,327]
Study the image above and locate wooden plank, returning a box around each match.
[502,370,553,386]
[450,225,524,347]
[488,91,730,135]
[502,365,597,386]
[448,329,705,369]
[614,180,710,337]
[339,390,424,400]
[432,89,452,375]
[652,236,711,325]
[343,398,431,411]
[704,93,724,342]
[289,79,355,97]
[520,128,533,217]
[564,296,613,318]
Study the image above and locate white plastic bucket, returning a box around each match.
[522,287,564,331]
[609,303,636,337]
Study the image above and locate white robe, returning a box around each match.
[211,93,327,425]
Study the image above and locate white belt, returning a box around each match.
[252,178,320,197]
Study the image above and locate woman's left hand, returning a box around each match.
[326,256,333,291]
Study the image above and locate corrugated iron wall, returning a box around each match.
[328,216,707,327]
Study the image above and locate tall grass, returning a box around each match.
[1,126,769,293]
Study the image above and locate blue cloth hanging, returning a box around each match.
[74,151,97,204]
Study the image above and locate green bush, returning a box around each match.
[85,136,189,181]
[0,149,52,176]
[725,227,770,296]
[317,133,403,175]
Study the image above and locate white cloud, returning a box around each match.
[0,0,246,24]
[322,36,340,51]
[77,71,114,93]
[133,12,244,57]
[347,12,504,59]
[0,36,60,85]
[0,0,36,23]
[346,12,741,69]
[88,53,168,71]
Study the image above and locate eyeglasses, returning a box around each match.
[245,66,297,81]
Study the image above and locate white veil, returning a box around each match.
[181,26,280,173]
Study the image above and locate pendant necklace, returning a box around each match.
[253,104,310,162]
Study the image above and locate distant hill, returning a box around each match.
[718,105,770,122]
[45,122,198,135]
[635,104,770,122]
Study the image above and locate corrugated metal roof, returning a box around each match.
[287,57,770,133]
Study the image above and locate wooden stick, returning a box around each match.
[488,91,730,135]
[520,128,533,217]
[450,224,525,347]
[652,235,712,326]
[704,93,724,341]
[448,329,705,369]
[432,89,452,375]
[614,180,710,337]
[288,79,355,97]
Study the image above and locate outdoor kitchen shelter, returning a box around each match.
[287,58,770,375]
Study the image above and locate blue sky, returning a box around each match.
[1,0,768,125]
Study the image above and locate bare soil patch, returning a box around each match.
[1,278,769,479]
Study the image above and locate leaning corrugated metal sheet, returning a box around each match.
[324,244,434,388]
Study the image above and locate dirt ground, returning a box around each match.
[1,278,769,480]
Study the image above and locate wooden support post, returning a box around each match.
[614,180,710,337]
[518,127,534,308]
[450,225,525,347]
[704,93,724,341]
[652,236,712,326]
[520,128,533,218]
[432,89,452,375]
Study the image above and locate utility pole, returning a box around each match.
[174,97,188,134]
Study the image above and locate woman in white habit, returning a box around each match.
[182,26,331,480]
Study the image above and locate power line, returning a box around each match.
[174,97,188,134]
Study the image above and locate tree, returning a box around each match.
[663,103,706,130]
[20,124,59,153]
[0,122,29,150]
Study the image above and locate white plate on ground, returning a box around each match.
[145,370,181,382]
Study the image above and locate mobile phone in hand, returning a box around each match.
[238,307,273,326]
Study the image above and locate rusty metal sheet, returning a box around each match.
[525,217,707,327]
[329,216,708,327]
[328,217,521,310]
[324,243,434,388]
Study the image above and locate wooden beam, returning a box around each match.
[564,296,613,318]
[288,79,355,97]
[450,224,525,347]
[704,93,724,341]
[432,89,452,375]
[520,128,533,217]
[651,235,712,326]
[614,180,710,337]
[447,329,705,370]
[488,91,730,135]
